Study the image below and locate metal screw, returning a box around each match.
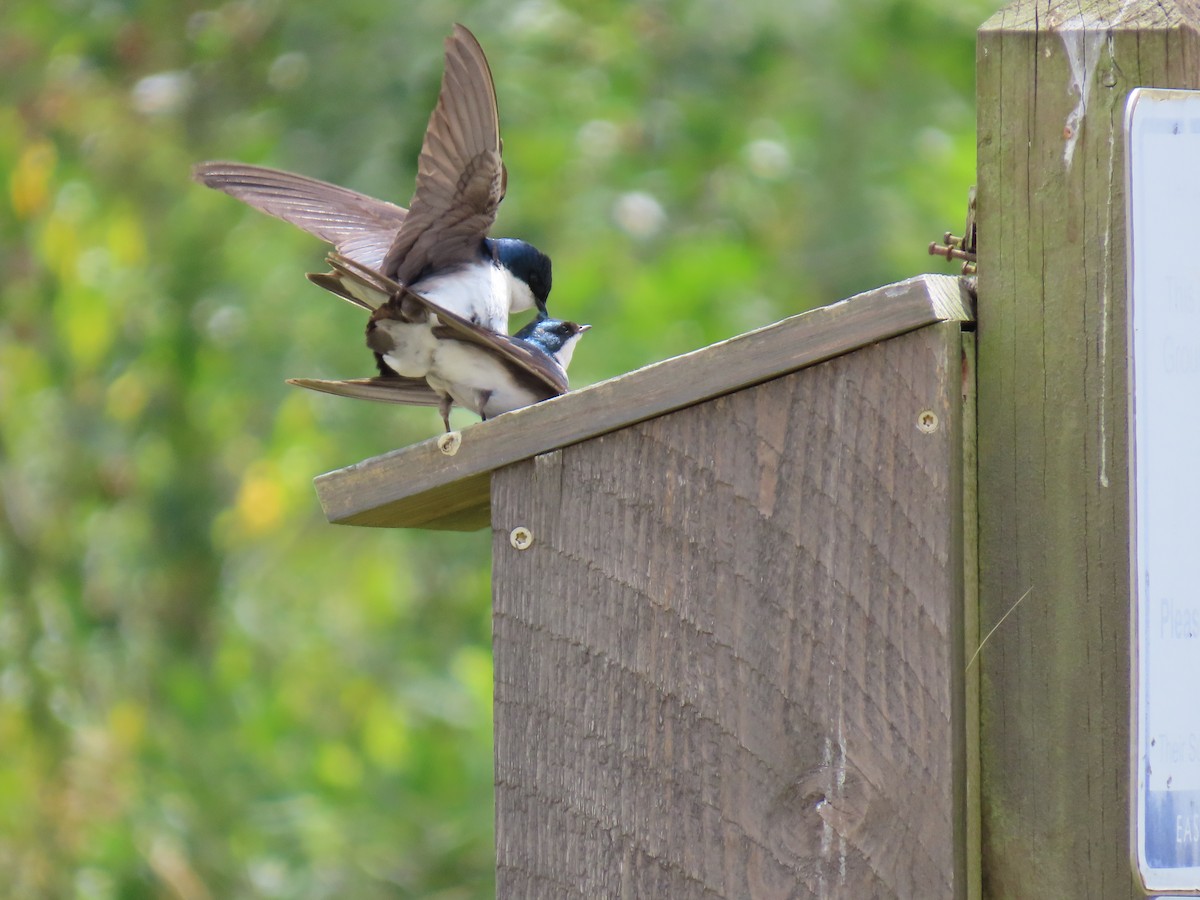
[509,526,533,550]
[917,410,939,434]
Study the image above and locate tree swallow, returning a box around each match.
[290,254,588,432]
[192,24,552,351]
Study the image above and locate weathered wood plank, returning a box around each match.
[315,273,972,530]
[975,2,1200,896]
[492,323,967,898]
[961,332,981,900]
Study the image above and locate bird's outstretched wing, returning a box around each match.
[305,270,388,313]
[382,24,507,283]
[327,253,568,396]
[192,162,408,271]
[286,376,442,406]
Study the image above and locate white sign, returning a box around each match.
[1127,87,1200,892]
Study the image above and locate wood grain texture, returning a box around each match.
[492,323,967,898]
[961,333,981,900]
[313,274,973,530]
[975,2,1200,896]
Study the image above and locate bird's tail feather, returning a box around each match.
[287,376,442,406]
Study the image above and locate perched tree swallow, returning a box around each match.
[290,254,588,432]
[193,23,552,350]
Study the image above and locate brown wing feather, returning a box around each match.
[192,162,406,271]
[305,271,374,312]
[382,25,505,282]
[287,376,442,406]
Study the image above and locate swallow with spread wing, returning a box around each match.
[290,254,588,432]
[194,24,560,381]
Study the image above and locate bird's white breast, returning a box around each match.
[552,332,584,371]
[378,320,439,378]
[414,261,510,332]
[504,268,538,315]
[426,341,540,420]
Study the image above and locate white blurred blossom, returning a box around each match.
[613,191,666,238]
[131,70,193,116]
[576,119,620,163]
[743,138,792,180]
[268,52,310,91]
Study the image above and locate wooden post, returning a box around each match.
[315,275,974,896]
[975,2,1200,896]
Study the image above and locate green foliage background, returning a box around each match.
[1,0,989,896]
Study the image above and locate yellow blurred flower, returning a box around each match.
[10,141,56,220]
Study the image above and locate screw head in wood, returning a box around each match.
[509,526,534,550]
[917,410,939,433]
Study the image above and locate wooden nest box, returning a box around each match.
[316,274,977,896]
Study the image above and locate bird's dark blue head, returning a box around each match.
[514,315,590,368]
[488,238,552,314]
